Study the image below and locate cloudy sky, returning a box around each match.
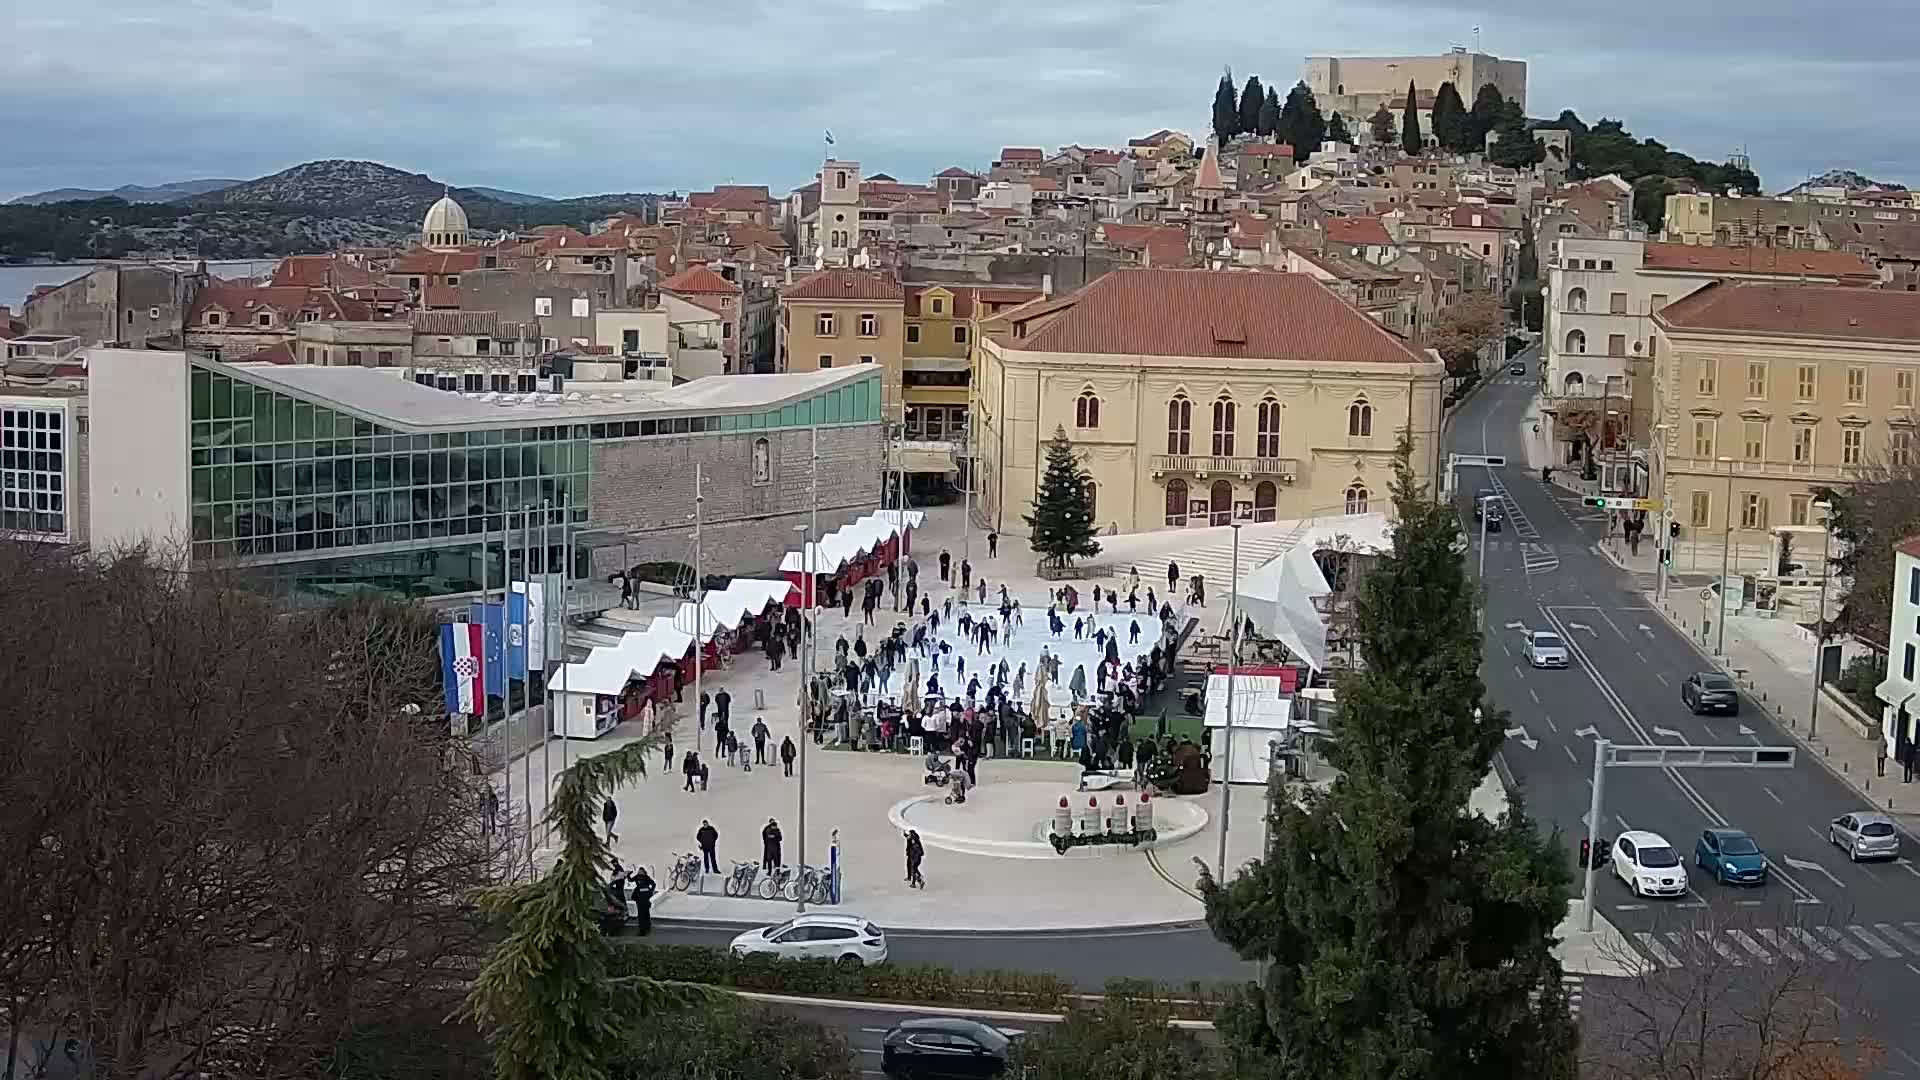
[6,0,1916,201]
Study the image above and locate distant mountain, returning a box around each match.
[467,186,554,206]
[8,179,242,205]
[1776,169,1905,196]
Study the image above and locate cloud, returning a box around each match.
[5,0,1915,199]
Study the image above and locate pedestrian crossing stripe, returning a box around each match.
[1628,922,1920,969]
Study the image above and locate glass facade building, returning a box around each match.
[1,402,71,541]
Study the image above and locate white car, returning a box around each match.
[729,913,889,967]
[1526,630,1569,668]
[1612,830,1689,898]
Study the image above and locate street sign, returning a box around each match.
[1580,496,1662,512]
[1450,454,1507,468]
[1602,744,1795,768]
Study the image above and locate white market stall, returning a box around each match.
[1203,672,1297,784]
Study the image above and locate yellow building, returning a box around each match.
[975,268,1446,535]
[900,283,1044,442]
[1650,281,1920,573]
[777,269,905,417]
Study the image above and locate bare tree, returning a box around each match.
[0,544,499,1079]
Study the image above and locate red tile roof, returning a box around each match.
[250,342,298,365]
[1194,145,1224,191]
[660,263,741,296]
[1641,242,1878,282]
[783,269,904,302]
[998,147,1044,162]
[905,284,1044,318]
[390,249,487,275]
[189,284,374,324]
[1238,142,1296,159]
[1086,150,1124,166]
[1127,129,1182,148]
[936,166,978,179]
[1896,534,1920,561]
[1657,280,1920,341]
[724,223,789,252]
[1326,217,1393,246]
[1030,177,1060,192]
[269,255,379,289]
[1097,224,1190,266]
[688,185,771,212]
[422,285,463,309]
[1008,268,1428,364]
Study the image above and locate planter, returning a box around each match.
[1817,685,1879,741]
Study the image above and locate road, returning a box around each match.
[1450,356,1920,1076]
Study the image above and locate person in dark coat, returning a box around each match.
[1166,561,1180,590]
[696,819,720,873]
[682,750,699,792]
[630,865,656,934]
[699,690,711,731]
[939,548,952,583]
[987,531,999,558]
[751,717,771,764]
[781,735,798,778]
[905,830,925,888]
[762,818,783,872]
[601,796,619,842]
[714,688,732,726]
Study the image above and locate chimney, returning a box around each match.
[1041,272,1053,298]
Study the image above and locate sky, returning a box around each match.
[6,0,1918,202]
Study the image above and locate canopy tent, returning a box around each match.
[1231,512,1393,673]
[666,578,794,638]
[1202,673,1296,784]
[778,510,925,607]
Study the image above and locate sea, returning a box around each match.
[0,259,277,313]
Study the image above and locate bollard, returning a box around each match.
[1107,795,1127,835]
[754,688,767,710]
[1052,797,1073,840]
[1133,791,1154,834]
[1077,796,1102,837]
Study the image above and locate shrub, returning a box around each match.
[1833,653,1887,714]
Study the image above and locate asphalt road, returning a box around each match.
[1450,357,1920,1076]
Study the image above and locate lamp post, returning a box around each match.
[1604,408,1620,495]
[1809,500,1833,737]
[1478,493,1495,577]
[792,521,812,910]
[1215,521,1243,881]
[1651,423,1671,600]
[1716,455,1735,658]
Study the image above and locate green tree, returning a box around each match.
[1515,232,1540,283]
[1399,80,1423,155]
[1012,998,1225,1080]
[1488,102,1546,169]
[1213,70,1241,143]
[1327,111,1352,145]
[1199,439,1580,1080]
[1818,461,1920,640]
[1367,104,1396,147]
[1023,427,1102,571]
[1259,86,1281,138]
[1277,81,1328,163]
[615,1002,855,1080]
[1468,82,1508,149]
[1239,75,1267,140]
[1632,174,1679,232]
[1431,81,1471,153]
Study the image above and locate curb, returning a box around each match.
[649,914,1212,937]
[728,989,1217,1029]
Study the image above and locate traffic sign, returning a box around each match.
[1581,496,1661,512]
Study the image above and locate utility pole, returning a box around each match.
[799,424,820,911]
[692,465,705,752]
[960,414,972,581]
[1215,521,1242,879]
[1810,501,1833,737]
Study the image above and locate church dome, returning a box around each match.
[422,194,469,249]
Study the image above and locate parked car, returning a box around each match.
[1526,630,1568,668]
[730,913,889,966]
[1829,811,1902,862]
[1612,830,1689,898]
[1693,827,1768,885]
[1681,672,1741,715]
[1507,361,1526,375]
[881,1017,1013,1079]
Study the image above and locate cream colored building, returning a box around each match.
[1649,281,1920,573]
[776,268,906,416]
[975,268,1445,536]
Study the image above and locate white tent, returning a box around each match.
[548,621,696,738]
[776,511,923,575]
[1231,512,1392,673]
[1202,673,1296,784]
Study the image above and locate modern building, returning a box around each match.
[0,385,87,546]
[776,268,906,417]
[1304,49,1528,120]
[1647,282,1920,574]
[86,350,884,599]
[975,268,1445,535]
[1879,537,1920,774]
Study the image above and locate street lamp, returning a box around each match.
[1651,423,1672,599]
[1809,501,1833,737]
[1478,493,1496,577]
[1717,455,1735,658]
[1216,521,1243,881]
[1604,409,1620,494]
[792,522,812,911]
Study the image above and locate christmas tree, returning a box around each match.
[1024,427,1102,571]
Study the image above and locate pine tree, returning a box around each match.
[1276,81,1326,163]
[1488,100,1546,169]
[1431,81,1470,153]
[1367,104,1396,147]
[1023,428,1101,572]
[1258,86,1281,139]
[1326,111,1351,145]
[1199,438,1580,1080]
[1400,80,1423,156]
[1212,70,1240,143]
[1239,75,1266,140]
[1469,82,1507,149]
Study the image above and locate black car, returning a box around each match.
[1472,489,1504,532]
[1682,672,1741,715]
[882,1017,1012,1079]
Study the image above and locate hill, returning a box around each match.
[1777,169,1904,197]
[467,186,554,206]
[9,179,242,205]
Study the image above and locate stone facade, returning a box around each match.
[26,265,203,349]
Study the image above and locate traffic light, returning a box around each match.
[1581,496,1609,508]
[1669,520,1681,538]
[1579,837,1591,867]
[1593,838,1613,869]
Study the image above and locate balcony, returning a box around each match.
[1149,454,1300,481]
[1673,457,1864,483]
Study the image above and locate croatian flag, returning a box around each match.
[441,621,485,715]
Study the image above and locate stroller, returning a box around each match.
[944,769,970,805]
[924,750,953,787]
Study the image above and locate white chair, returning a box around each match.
[909,735,925,756]
[1021,737,1036,758]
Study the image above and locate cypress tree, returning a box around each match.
[1200,439,1580,1080]
[1400,80,1423,155]
[1023,428,1102,572]
[1367,104,1396,147]
[1259,86,1281,139]
[1488,101,1546,169]
[1276,80,1326,163]
[1431,81,1470,153]
[1239,75,1266,140]
[1213,70,1241,143]
[1326,111,1351,145]
[1469,83,1507,149]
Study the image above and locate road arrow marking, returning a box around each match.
[1504,726,1539,750]
[1653,726,1685,740]
[1505,621,1527,631]
[1566,621,1596,635]
[1781,855,1846,890]
[1639,623,1656,638]
[1574,725,1598,738]
[1738,724,1756,736]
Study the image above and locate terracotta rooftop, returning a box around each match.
[1007,268,1428,364]
[421,284,463,309]
[1237,142,1297,159]
[1896,535,1920,561]
[660,263,742,296]
[414,311,499,336]
[1326,217,1394,247]
[1097,223,1190,266]
[1657,280,1920,341]
[269,255,380,290]
[189,284,374,324]
[1642,242,1877,282]
[390,249,487,275]
[997,147,1044,162]
[1194,143,1224,191]
[688,185,771,212]
[936,166,979,179]
[783,269,904,302]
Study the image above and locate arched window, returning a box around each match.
[1254,480,1277,522]
[1563,372,1585,394]
[1256,396,1281,457]
[1566,329,1586,354]
[1075,390,1101,429]
[1567,287,1587,312]
[1165,479,1189,527]
[1347,397,1373,437]
[1211,395,1236,456]
[1209,480,1234,526]
[1345,482,1370,515]
[1166,395,1192,455]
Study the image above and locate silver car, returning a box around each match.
[1527,630,1569,669]
[1829,811,1901,862]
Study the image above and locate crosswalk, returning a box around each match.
[1625,921,1920,971]
[1563,973,1584,1017]
[1470,539,1594,555]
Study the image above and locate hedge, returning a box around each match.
[612,943,1228,1020]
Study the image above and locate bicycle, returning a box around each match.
[723,860,759,898]
[787,865,832,904]
[667,851,702,892]
[758,863,795,900]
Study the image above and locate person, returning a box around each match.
[662,734,674,774]
[697,819,720,873]
[751,716,771,764]
[842,588,854,619]
[939,548,952,583]
[681,750,699,792]
[766,632,784,671]
[905,830,926,888]
[1070,664,1088,703]
[1129,618,1142,645]
[781,735,798,777]
[713,714,730,761]
[960,558,972,590]
[698,758,710,791]
[976,578,987,604]
[1190,575,1206,607]
[1543,465,1554,485]
[699,689,711,732]
[905,579,918,613]
[1167,560,1180,591]
[1128,566,1141,595]
[630,864,656,935]
[762,818,783,872]
[601,796,619,842]
[613,569,633,610]
[987,531,999,558]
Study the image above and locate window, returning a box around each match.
[446,274,459,285]
[1689,490,1710,528]
[206,311,223,326]
[534,297,553,316]
[1746,361,1768,399]
[1847,366,1867,404]
[1166,395,1192,454]
[1075,391,1101,429]
[859,355,874,364]
[256,312,272,327]
[953,326,968,344]
[816,312,836,336]
[1565,329,1586,354]
[1566,287,1587,312]
[569,297,590,319]
[1906,644,1916,682]
[1691,418,1715,458]
[1165,479,1189,526]
[1789,493,1811,526]
[1601,259,1614,271]
[377,350,395,367]
[1256,397,1281,457]
[1347,398,1373,437]
[858,312,878,336]
[1607,333,1626,357]
[906,325,920,343]
[1211,396,1236,456]
[0,406,69,539]
[1796,364,1817,401]
[1842,427,1863,465]
[1743,420,1765,460]
[346,349,364,367]
[1896,429,1914,467]
[1344,482,1370,515]
[1793,426,1814,463]
[477,337,491,355]
[1899,369,1914,407]
[835,171,848,190]
[1609,291,1627,315]
[1912,566,1920,605]
[931,297,944,314]
[1740,493,1768,530]
[1253,481,1277,521]
[818,354,833,369]
[1697,358,1716,396]
[1650,293,1669,312]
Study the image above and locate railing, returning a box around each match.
[1148,454,1300,479]
[1671,457,1864,482]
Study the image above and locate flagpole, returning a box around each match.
[518,508,533,870]
[488,513,509,875]
[538,500,551,856]
[693,464,705,756]
[558,488,571,782]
